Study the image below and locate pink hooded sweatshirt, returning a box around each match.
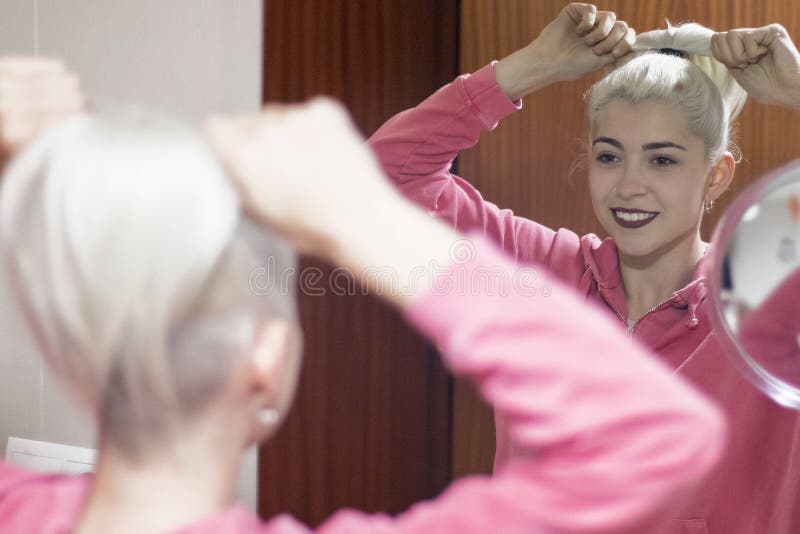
[0,239,723,533]
[368,63,800,534]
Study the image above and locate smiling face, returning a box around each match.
[589,98,719,260]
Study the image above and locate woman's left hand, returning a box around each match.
[712,25,800,109]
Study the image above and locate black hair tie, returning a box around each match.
[657,47,686,58]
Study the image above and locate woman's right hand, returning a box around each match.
[495,3,635,101]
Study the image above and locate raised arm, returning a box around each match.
[368,3,634,265]
[206,97,726,533]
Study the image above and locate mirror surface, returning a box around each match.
[712,161,800,408]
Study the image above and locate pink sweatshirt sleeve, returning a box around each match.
[0,462,31,495]
[368,64,582,267]
[307,236,727,534]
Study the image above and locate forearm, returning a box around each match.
[367,63,541,254]
[326,190,460,309]
[494,44,561,101]
[369,64,520,186]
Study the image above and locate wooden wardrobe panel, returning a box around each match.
[454,0,800,478]
[260,0,458,526]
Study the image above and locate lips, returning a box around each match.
[611,208,659,229]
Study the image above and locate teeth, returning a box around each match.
[614,210,656,222]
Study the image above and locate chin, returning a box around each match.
[611,225,699,264]
[604,224,661,258]
[612,237,660,259]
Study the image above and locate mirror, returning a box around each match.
[709,160,800,408]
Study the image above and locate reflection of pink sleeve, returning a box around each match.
[739,268,800,383]
[368,64,583,268]
[309,237,726,533]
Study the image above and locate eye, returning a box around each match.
[596,153,620,164]
[651,155,677,166]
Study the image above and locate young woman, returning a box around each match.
[369,4,800,532]
[0,58,725,533]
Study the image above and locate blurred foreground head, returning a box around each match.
[0,110,301,459]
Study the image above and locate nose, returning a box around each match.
[614,164,647,199]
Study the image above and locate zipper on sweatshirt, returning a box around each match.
[628,295,677,338]
[600,287,676,339]
[598,288,632,337]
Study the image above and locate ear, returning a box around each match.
[707,151,736,202]
[248,318,303,444]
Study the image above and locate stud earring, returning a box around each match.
[258,408,280,426]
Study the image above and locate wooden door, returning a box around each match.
[259,0,459,526]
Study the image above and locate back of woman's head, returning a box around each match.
[0,110,297,458]
[589,22,748,163]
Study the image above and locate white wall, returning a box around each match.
[0,0,263,510]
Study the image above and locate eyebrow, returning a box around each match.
[592,137,688,152]
[593,137,623,150]
[642,141,687,151]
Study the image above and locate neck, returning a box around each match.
[619,230,705,324]
[76,426,244,534]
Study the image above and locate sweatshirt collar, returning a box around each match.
[584,238,709,329]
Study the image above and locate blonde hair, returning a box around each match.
[589,22,748,163]
[0,110,297,457]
